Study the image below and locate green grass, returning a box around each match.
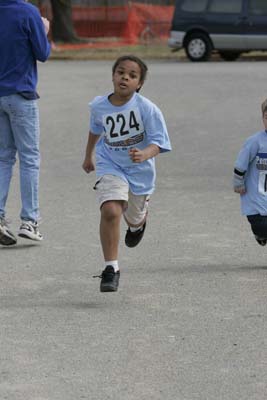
[49,40,267,61]
[50,42,182,61]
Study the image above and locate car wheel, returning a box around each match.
[219,51,241,61]
[184,33,212,62]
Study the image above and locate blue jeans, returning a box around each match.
[0,94,40,222]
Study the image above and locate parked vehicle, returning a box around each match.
[168,0,267,61]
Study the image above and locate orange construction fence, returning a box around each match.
[121,3,174,44]
[41,2,174,44]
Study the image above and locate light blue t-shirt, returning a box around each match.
[89,92,171,195]
[235,130,267,215]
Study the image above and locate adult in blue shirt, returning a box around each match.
[0,0,51,246]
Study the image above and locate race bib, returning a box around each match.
[103,108,144,146]
[258,170,267,195]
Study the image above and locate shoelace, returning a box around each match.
[20,222,34,231]
[93,269,115,279]
[21,219,42,229]
[93,274,102,279]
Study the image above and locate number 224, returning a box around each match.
[106,111,140,138]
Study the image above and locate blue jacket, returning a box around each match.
[0,0,51,97]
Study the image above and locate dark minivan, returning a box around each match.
[168,0,267,61]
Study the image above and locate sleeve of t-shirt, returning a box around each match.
[234,135,259,173]
[89,100,104,135]
[27,6,50,62]
[142,101,171,153]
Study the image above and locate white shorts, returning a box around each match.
[94,174,149,226]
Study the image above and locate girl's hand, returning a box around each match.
[82,158,95,173]
[129,148,146,163]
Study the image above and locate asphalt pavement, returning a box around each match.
[0,59,267,400]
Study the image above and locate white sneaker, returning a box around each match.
[0,217,17,246]
[18,220,43,241]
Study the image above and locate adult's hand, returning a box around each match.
[42,17,50,35]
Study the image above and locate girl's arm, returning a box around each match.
[82,131,100,173]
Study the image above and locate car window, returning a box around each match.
[208,0,242,14]
[180,0,209,12]
[248,0,267,15]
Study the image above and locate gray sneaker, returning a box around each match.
[0,217,17,246]
[18,220,43,241]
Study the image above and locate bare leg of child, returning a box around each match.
[97,200,124,292]
[100,200,124,261]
